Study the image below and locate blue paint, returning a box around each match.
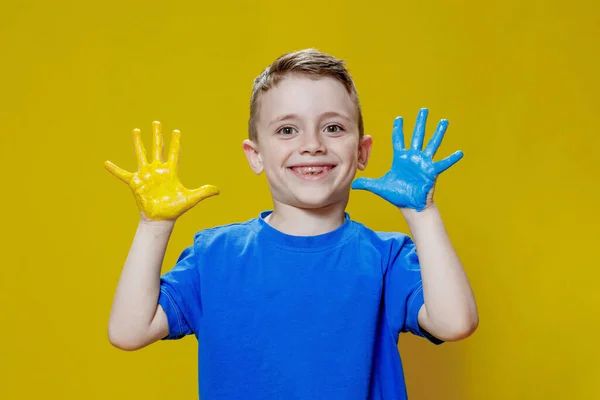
[352,108,463,211]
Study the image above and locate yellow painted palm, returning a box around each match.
[105,121,219,221]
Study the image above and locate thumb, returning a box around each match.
[351,177,379,192]
[187,184,220,208]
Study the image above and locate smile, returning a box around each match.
[288,165,336,180]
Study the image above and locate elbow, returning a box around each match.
[451,318,478,341]
[440,314,479,342]
[422,304,479,342]
[107,324,146,351]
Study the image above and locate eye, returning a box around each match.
[325,124,344,133]
[278,126,297,135]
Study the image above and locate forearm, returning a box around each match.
[108,217,174,348]
[403,203,478,341]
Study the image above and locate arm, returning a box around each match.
[104,121,218,351]
[403,204,478,341]
[352,108,478,342]
[108,218,173,351]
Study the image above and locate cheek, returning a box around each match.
[260,145,289,169]
[338,140,360,163]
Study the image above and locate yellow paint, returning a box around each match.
[1,1,599,399]
[104,121,219,220]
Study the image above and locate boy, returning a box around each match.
[104,49,478,399]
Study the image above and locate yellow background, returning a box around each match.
[1,0,598,399]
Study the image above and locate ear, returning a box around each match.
[357,135,372,171]
[242,139,263,174]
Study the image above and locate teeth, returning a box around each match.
[292,166,331,175]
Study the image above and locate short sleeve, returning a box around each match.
[158,240,202,340]
[383,234,443,345]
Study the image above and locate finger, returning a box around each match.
[392,117,405,153]
[424,119,449,158]
[152,121,164,162]
[410,108,428,151]
[433,150,464,174]
[132,128,148,168]
[351,177,380,192]
[168,129,181,169]
[104,160,133,183]
[188,185,220,206]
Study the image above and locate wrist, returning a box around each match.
[400,202,439,225]
[139,214,176,231]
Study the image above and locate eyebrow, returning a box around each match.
[268,111,352,127]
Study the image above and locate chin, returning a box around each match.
[293,200,333,209]
[290,190,348,210]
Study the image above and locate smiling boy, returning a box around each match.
[105,49,478,399]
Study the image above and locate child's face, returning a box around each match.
[243,73,372,210]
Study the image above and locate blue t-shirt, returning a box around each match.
[158,211,441,399]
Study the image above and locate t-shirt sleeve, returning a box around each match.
[383,234,443,345]
[158,238,202,340]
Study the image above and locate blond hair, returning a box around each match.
[248,48,364,142]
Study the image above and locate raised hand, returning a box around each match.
[351,108,463,211]
[104,121,219,221]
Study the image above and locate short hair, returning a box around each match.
[248,48,364,142]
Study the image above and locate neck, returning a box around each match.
[266,200,348,236]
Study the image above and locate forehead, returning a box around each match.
[257,74,356,125]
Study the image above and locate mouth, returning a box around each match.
[288,164,336,180]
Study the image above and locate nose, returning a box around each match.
[299,130,326,155]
